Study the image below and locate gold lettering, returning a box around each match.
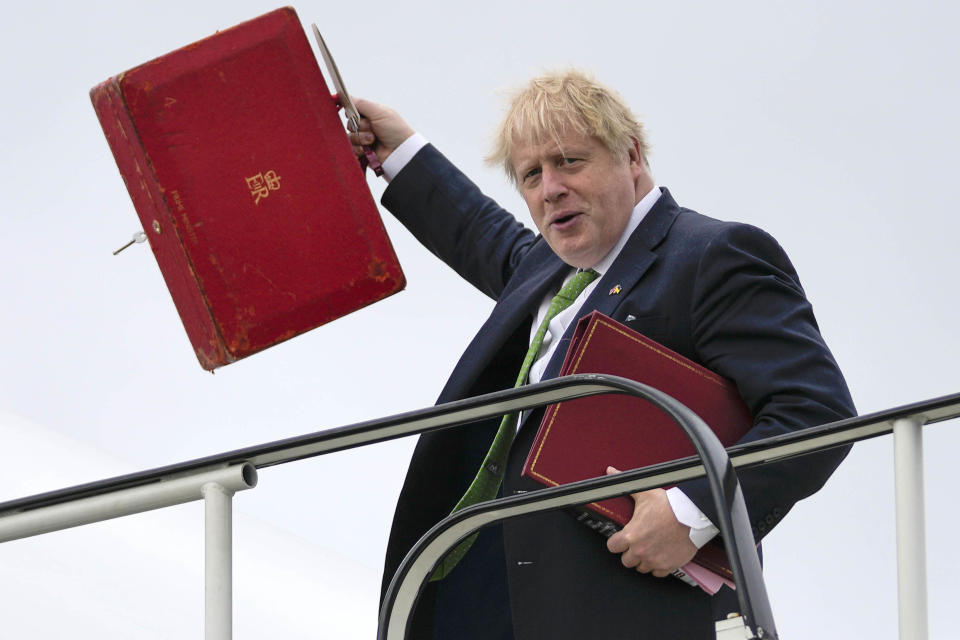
[245,173,268,205]
[246,170,281,205]
[264,170,281,191]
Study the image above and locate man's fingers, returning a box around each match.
[349,129,378,159]
[606,530,629,554]
[348,131,376,146]
[347,98,413,161]
[353,97,380,116]
[609,531,646,569]
[620,549,642,569]
[609,528,676,576]
[604,483,696,579]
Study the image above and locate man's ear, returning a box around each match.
[628,137,647,177]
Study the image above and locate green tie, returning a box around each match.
[430,268,599,581]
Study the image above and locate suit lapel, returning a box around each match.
[539,188,681,382]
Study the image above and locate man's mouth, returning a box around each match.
[551,212,582,229]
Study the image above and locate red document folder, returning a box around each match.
[90,7,405,369]
[521,311,753,578]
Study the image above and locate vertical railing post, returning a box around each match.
[893,416,928,640]
[203,482,234,640]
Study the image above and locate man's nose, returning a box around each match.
[541,166,568,202]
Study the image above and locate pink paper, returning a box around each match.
[680,561,736,595]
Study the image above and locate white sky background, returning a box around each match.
[1,0,958,637]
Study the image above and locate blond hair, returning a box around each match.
[486,69,649,184]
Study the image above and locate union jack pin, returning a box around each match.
[609,284,622,295]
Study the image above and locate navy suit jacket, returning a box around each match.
[379,144,855,639]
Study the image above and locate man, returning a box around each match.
[350,70,854,639]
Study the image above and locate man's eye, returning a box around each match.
[523,167,541,181]
[560,157,580,166]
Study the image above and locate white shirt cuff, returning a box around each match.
[666,487,719,548]
[381,132,429,182]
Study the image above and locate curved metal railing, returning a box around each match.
[378,376,776,640]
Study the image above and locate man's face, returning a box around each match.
[511,131,646,268]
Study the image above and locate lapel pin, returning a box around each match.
[608,284,622,296]
[626,314,637,322]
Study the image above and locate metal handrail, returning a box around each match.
[1,375,958,639]
[0,374,675,518]
[2,375,957,519]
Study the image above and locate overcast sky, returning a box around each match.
[1,1,959,638]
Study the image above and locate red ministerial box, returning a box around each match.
[91,7,405,369]
[523,311,753,528]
